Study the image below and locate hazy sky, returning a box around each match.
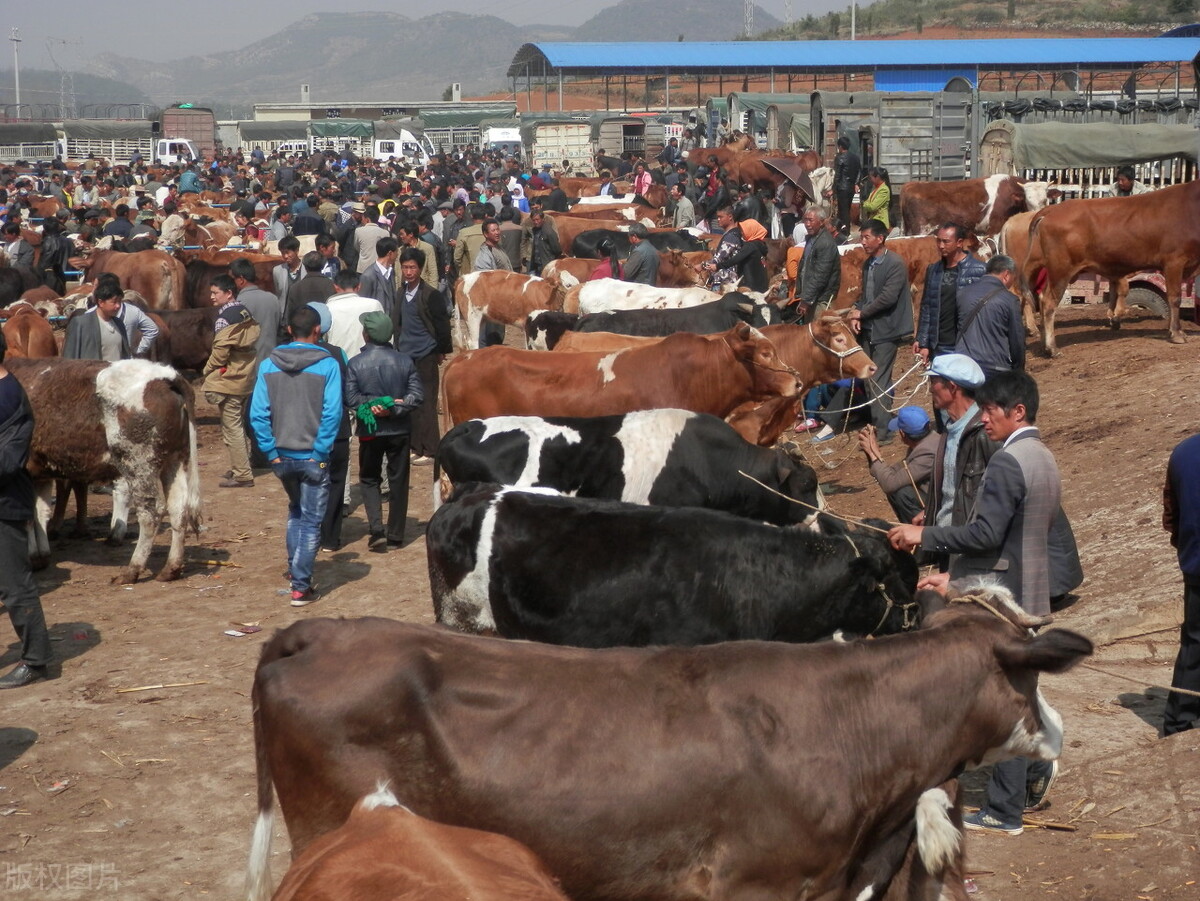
[4,0,835,69]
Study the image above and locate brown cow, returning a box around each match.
[1018,183,1200,351]
[899,176,1057,237]
[549,318,875,447]
[834,236,946,310]
[453,271,566,351]
[442,324,799,428]
[179,250,280,308]
[543,250,707,291]
[544,213,631,256]
[245,594,1090,900]
[180,216,238,250]
[1,303,58,358]
[75,249,188,310]
[10,358,203,583]
[265,784,569,901]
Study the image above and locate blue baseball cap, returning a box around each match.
[306,301,331,336]
[888,406,932,437]
[927,353,985,389]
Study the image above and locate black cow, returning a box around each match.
[437,409,819,525]
[428,485,920,646]
[525,295,780,349]
[572,227,706,259]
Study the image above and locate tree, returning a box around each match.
[830,12,841,36]
[1008,0,1016,18]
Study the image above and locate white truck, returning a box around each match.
[371,119,436,168]
[57,120,200,166]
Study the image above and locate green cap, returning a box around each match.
[360,310,393,344]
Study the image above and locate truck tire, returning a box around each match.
[1125,287,1169,320]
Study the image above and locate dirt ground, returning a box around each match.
[1,301,1199,900]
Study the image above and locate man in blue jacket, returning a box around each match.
[915,222,987,364]
[250,305,343,607]
[1163,431,1200,737]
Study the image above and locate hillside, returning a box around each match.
[86,11,570,108]
[0,68,150,112]
[573,0,782,41]
[760,0,1195,40]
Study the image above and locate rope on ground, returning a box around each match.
[1077,661,1200,700]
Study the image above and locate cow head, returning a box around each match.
[524,311,578,351]
[922,579,1092,768]
[809,315,877,380]
[723,324,800,398]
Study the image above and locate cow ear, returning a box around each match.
[995,629,1093,674]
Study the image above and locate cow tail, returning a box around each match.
[245,681,276,901]
[174,374,204,537]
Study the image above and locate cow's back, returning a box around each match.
[8,358,113,481]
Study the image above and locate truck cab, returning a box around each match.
[372,129,435,169]
[156,139,199,164]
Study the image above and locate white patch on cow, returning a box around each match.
[95,360,178,411]
[684,226,704,238]
[559,271,580,289]
[1033,688,1065,760]
[447,489,519,633]
[597,351,622,383]
[915,788,960,874]
[977,174,1011,233]
[979,689,1063,767]
[360,782,403,811]
[855,887,874,901]
[478,417,582,486]
[462,270,483,294]
[577,278,720,315]
[831,630,847,644]
[837,242,862,256]
[614,409,694,503]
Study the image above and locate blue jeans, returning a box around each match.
[272,458,331,594]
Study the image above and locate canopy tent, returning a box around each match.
[987,120,1198,168]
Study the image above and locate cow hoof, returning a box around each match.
[155,567,182,583]
[1170,332,1187,345]
[1109,320,1121,331]
[111,568,141,586]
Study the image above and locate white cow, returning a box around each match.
[565,278,722,315]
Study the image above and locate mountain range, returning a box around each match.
[80,0,783,112]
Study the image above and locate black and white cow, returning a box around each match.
[427,484,920,647]
[436,409,820,526]
[525,295,779,349]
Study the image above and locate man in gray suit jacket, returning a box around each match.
[889,371,1064,836]
[358,237,399,317]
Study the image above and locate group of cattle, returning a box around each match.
[243,165,1097,900]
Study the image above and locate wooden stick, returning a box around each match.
[100,750,125,768]
[1023,816,1077,832]
[199,560,242,568]
[115,681,209,694]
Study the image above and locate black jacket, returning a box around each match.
[726,239,769,293]
[346,344,423,438]
[0,373,35,522]
[392,280,452,357]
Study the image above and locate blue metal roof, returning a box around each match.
[509,38,1200,76]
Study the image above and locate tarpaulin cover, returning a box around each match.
[419,105,517,128]
[374,118,425,140]
[309,119,372,138]
[0,122,57,143]
[62,119,152,139]
[991,120,1198,167]
[237,120,308,141]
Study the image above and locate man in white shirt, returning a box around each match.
[325,270,384,361]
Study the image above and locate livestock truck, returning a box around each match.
[57,120,201,166]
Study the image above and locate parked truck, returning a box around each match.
[57,120,200,166]
[158,105,218,158]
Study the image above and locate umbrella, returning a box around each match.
[762,158,817,204]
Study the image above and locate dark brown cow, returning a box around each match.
[265,785,569,901]
[0,303,57,358]
[149,306,221,371]
[442,324,799,427]
[9,358,203,584]
[899,176,1056,237]
[75,249,188,310]
[245,591,1091,900]
[180,250,280,308]
[544,213,631,256]
[1016,184,1200,352]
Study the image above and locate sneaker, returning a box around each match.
[410,455,434,466]
[811,425,836,443]
[290,588,320,608]
[794,417,821,432]
[963,810,1023,836]
[1025,759,1059,811]
[368,533,388,552]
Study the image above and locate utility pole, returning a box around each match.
[744,0,754,38]
[851,0,857,40]
[9,28,20,114]
[784,0,792,26]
